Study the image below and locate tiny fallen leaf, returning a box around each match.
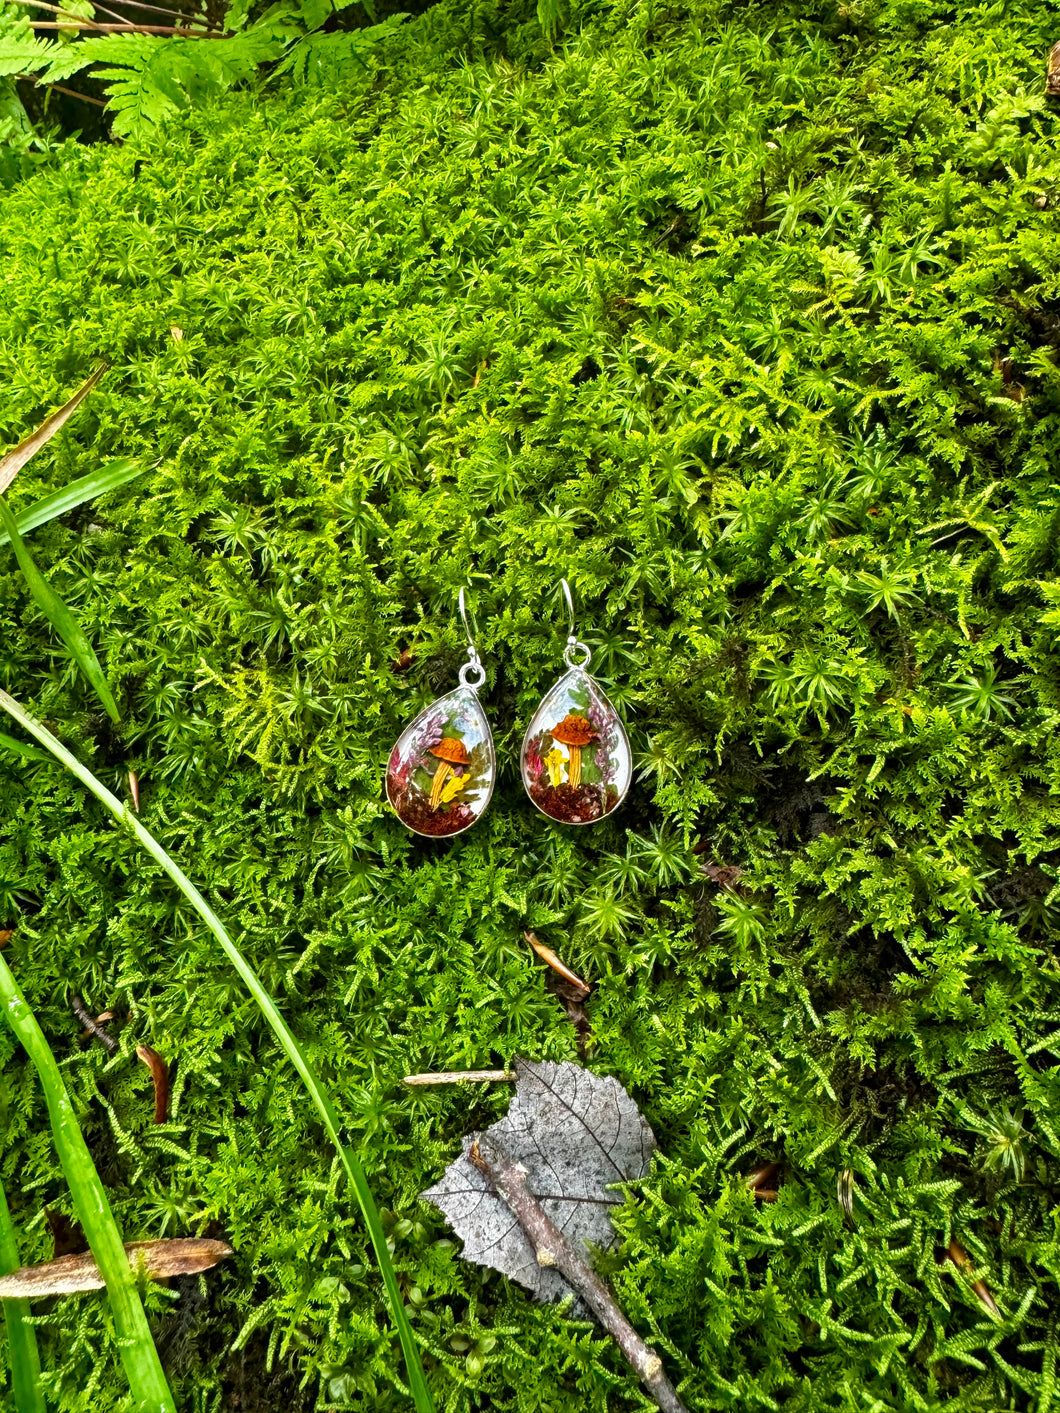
[703,862,745,889]
[545,972,594,1056]
[0,1238,232,1299]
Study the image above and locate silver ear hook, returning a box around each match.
[559,577,592,670]
[458,587,487,689]
[560,577,576,643]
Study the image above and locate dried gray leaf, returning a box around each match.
[0,1238,232,1299]
[422,1056,654,1304]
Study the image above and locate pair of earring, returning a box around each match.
[385,580,632,837]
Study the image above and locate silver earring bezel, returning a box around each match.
[385,587,494,838]
[519,580,631,825]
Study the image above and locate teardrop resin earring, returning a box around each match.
[520,580,631,825]
[386,589,495,837]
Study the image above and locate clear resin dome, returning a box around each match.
[386,686,495,837]
[520,667,631,825]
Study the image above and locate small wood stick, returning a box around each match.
[470,1136,689,1413]
[0,1238,232,1299]
[127,771,140,813]
[71,995,117,1053]
[523,931,590,998]
[403,1070,515,1086]
[136,1045,169,1122]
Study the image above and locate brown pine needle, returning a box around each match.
[523,931,589,997]
[946,1239,1000,1318]
[136,1045,169,1122]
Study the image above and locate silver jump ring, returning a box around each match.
[459,659,487,689]
[563,639,592,669]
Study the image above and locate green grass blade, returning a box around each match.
[0,1178,45,1413]
[0,366,108,499]
[0,688,435,1413]
[0,731,50,763]
[0,499,120,724]
[0,957,175,1413]
[0,458,145,548]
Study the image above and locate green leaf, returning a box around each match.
[0,955,175,1413]
[0,731,49,763]
[0,1178,45,1413]
[537,0,562,34]
[0,457,145,547]
[0,36,54,82]
[0,687,435,1413]
[0,498,120,724]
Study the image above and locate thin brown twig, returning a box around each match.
[404,1070,515,1086]
[9,0,220,26]
[34,79,108,105]
[470,1135,689,1413]
[28,19,213,33]
[8,0,172,31]
[72,0,219,25]
[0,1239,232,1299]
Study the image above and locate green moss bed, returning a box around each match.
[2,0,1060,1406]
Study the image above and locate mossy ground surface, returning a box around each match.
[1,0,1060,1407]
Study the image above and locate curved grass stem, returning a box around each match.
[0,688,434,1413]
[0,957,175,1413]
[0,1178,45,1413]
